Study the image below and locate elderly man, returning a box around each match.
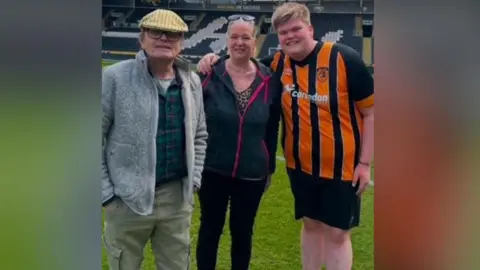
[101,9,207,270]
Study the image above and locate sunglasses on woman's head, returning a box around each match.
[228,14,255,22]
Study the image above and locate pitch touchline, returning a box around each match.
[275,156,374,186]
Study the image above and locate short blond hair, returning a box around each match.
[271,3,311,31]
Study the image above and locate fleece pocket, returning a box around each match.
[107,141,137,170]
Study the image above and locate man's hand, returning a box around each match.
[352,163,370,196]
[197,53,220,74]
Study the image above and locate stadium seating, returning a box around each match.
[102,7,110,18]
[127,8,151,26]
[103,37,139,52]
[101,8,372,64]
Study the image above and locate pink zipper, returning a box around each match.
[231,79,267,178]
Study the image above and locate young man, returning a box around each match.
[101,9,208,270]
[197,3,373,270]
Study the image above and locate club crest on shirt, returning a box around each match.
[317,67,329,82]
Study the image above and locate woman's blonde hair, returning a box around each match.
[226,18,257,38]
[271,3,311,31]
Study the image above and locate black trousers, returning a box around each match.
[196,170,267,270]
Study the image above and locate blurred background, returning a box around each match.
[101,0,374,73]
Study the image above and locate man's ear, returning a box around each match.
[138,31,146,49]
[308,24,314,38]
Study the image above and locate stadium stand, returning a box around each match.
[259,14,363,57]
[103,37,139,51]
[102,0,374,65]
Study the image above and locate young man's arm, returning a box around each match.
[336,43,374,195]
[259,50,284,72]
[337,43,374,166]
[264,71,283,175]
[101,67,116,206]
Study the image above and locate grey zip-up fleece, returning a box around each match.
[101,50,208,215]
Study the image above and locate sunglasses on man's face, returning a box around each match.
[145,29,183,41]
[227,14,255,22]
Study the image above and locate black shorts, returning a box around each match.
[287,169,361,230]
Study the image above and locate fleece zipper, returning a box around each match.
[231,80,267,178]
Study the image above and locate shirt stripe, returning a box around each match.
[277,42,371,181]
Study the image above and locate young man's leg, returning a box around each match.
[323,225,353,270]
[103,197,154,270]
[318,180,360,270]
[289,170,361,270]
[288,170,325,270]
[301,218,325,270]
[301,217,353,270]
[196,170,232,270]
[229,177,267,270]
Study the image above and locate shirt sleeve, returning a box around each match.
[264,70,283,174]
[260,51,284,73]
[336,43,374,109]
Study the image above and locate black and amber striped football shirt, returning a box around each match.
[261,41,374,181]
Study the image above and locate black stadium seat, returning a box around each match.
[102,8,372,65]
[103,37,139,52]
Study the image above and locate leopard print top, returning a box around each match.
[235,86,254,114]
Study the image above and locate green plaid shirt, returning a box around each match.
[155,72,187,185]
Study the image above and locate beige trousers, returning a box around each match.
[103,180,193,270]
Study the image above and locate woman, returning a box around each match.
[196,15,282,270]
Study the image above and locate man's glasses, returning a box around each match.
[227,14,255,22]
[145,29,183,41]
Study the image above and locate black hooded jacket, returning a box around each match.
[200,56,282,179]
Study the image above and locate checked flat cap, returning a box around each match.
[139,9,188,33]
